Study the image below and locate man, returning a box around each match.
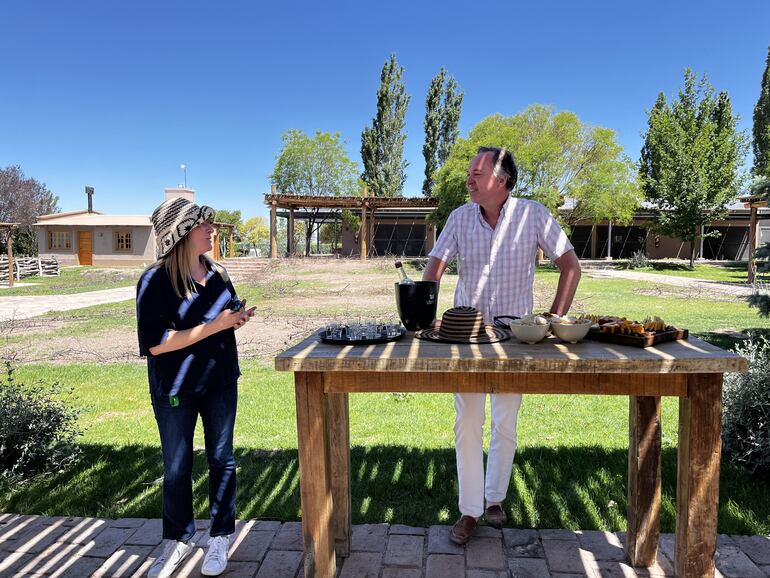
[422,147,581,545]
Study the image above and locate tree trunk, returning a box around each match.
[689,240,696,268]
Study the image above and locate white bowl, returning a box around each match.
[550,318,592,343]
[509,320,550,344]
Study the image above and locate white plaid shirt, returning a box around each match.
[429,197,574,324]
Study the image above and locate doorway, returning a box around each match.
[77,231,93,265]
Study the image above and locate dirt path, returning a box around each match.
[0,286,136,322]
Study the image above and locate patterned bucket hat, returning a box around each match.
[415,306,509,344]
[151,197,215,259]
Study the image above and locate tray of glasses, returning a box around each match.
[318,323,406,345]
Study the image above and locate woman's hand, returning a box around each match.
[213,308,247,332]
[233,303,257,330]
[148,300,255,356]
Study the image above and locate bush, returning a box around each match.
[722,336,770,474]
[627,249,650,270]
[0,361,81,480]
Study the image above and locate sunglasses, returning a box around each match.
[229,298,246,312]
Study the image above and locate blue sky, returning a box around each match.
[2,1,769,221]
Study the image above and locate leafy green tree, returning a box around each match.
[0,165,59,256]
[214,209,243,238]
[319,222,343,250]
[754,46,770,178]
[430,106,642,231]
[242,216,269,254]
[640,69,749,266]
[361,54,410,197]
[422,68,464,197]
[271,129,359,256]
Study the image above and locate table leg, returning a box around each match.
[675,374,722,578]
[295,372,336,578]
[327,392,352,557]
[626,395,661,567]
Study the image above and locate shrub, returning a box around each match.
[0,361,82,480]
[627,249,650,270]
[722,336,770,474]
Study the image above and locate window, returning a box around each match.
[114,231,132,251]
[48,230,71,250]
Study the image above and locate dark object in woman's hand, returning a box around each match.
[229,299,246,312]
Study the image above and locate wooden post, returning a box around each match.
[288,208,295,257]
[228,228,234,258]
[6,228,13,288]
[270,202,278,259]
[360,204,367,260]
[425,221,436,254]
[368,208,375,257]
[591,224,598,259]
[295,372,336,578]
[675,374,722,578]
[327,391,351,557]
[748,205,758,283]
[626,395,661,567]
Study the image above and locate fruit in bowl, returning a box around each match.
[550,316,592,343]
[509,318,550,344]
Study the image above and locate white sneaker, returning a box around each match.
[201,535,229,576]
[147,539,195,578]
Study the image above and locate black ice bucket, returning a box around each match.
[395,281,438,331]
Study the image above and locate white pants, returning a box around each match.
[454,392,523,517]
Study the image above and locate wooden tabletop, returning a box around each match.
[275,331,747,374]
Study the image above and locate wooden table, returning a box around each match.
[275,332,746,578]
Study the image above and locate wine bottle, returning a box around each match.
[395,261,415,285]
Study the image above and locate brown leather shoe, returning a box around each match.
[449,515,478,545]
[484,504,508,528]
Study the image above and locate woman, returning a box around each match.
[136,197,255,578]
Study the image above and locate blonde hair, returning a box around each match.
[161,235,200,299]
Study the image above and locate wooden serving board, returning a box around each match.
[584,327,689,348]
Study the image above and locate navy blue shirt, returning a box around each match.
[136,263,241,398]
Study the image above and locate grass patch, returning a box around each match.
[1,267,140,296]
[2,362,769,533]
[619,263,750,283]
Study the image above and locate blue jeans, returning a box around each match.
[151,383,237,541]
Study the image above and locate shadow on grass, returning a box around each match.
[696,328,770,351]
[2,444,768,535]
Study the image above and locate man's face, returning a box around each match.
[466,153,508,206]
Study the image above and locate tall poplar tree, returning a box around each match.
[439,76,463,166]
[640,69,748,266]
[753,46,770,178]
[361,54,410,197]
[422,69,464,196]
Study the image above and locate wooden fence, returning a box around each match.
[0,256,59,282]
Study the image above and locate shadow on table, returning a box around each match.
[2,443,768,535]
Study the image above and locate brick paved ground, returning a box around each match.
[1,514,769,577]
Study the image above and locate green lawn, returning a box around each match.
[3,263,770,533]
[15,265,770,344]
[1,267,140,296]
[620,262,751,284]
[2,361,769,534]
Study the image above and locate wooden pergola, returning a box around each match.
[264,188,438,259]
[740,192,768,283]
[212,222,235,261]
[0,223,20,287]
